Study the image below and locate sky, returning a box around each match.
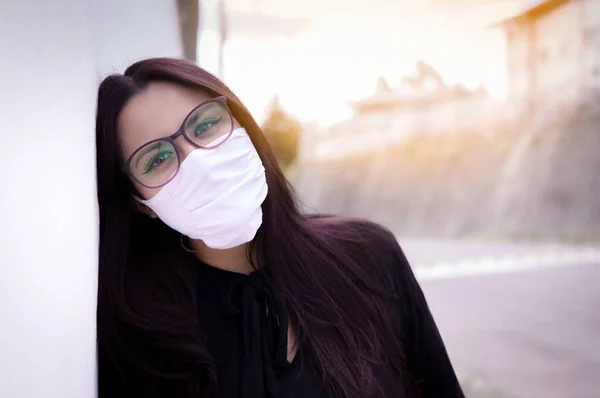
[198,0,523,126]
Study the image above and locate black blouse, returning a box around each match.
[196,224,465,398]
[197,262,322,398]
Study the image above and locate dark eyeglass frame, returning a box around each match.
[124,96,234,189]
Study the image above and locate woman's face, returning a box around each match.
[118,81,242,200]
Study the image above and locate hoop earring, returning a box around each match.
[180,234,195,253]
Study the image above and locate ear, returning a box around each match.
[131,197,158,218]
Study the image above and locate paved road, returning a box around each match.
[400,237,595,267]
[401,240,600,398]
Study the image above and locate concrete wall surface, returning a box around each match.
[0,1,183,397]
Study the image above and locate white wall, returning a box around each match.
[506,23,532,102]
[88,0,183,74]
[0,1,182,397]
[533,0,582,103]
[583,0,600,89]
[507,0,600,106]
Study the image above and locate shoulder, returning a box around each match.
[304,213,402,253]
[303,214,409,284]
[303,212,391,234]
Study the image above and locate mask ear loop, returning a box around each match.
[180,235,195,253]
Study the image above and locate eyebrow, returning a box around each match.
[134,142,162,168]
[184,103,218,130]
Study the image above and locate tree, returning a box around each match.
[261,97,302,169]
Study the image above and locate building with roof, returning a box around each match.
[303,61,501,161]
[498,0,600,113]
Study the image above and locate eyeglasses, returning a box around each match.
[125,96,234,189]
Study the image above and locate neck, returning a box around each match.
[188,238,255,275]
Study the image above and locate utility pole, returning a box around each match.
[218,0,228,79]
[176,0,199,61]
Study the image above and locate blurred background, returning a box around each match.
[1,0,599,397]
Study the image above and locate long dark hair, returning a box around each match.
[96,57,409,397]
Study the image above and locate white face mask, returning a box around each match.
[136,128,268,249]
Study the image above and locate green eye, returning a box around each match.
[143,150,175,174]
[195,117,222,136]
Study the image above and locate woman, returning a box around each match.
[96,57,464,398]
